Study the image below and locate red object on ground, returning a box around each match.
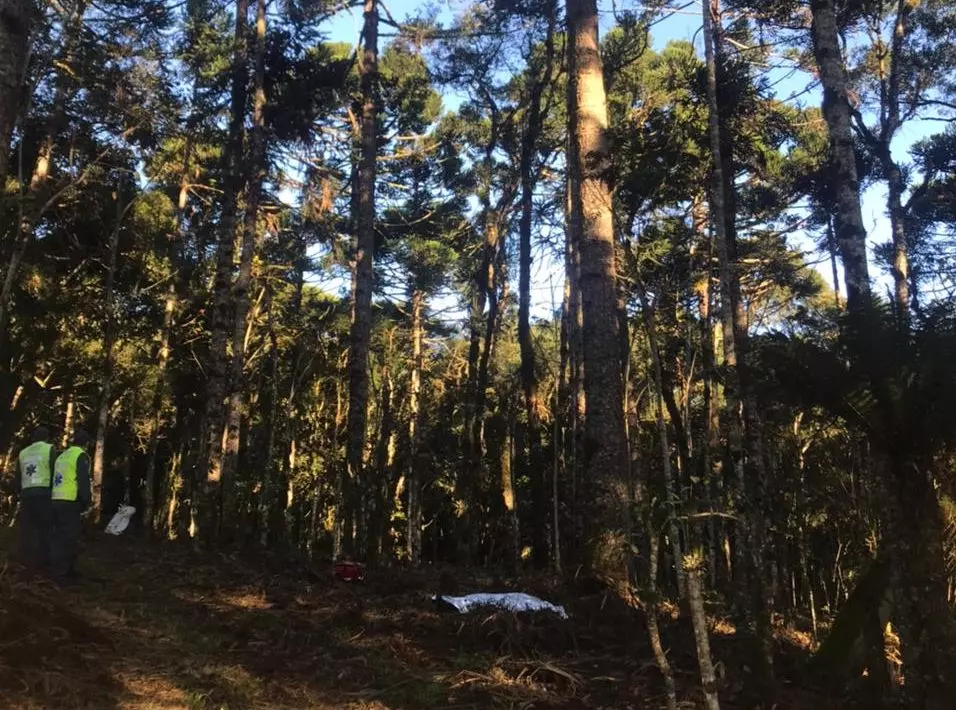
[334,560,365,581]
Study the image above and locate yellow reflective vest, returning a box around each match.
[52,446,85,502]
[19,441,53,490]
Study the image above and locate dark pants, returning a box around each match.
[51,501,82,580]
[18,495,53,572]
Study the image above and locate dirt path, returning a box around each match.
[1,532,670,709]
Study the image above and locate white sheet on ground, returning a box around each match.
[105,504,136,535]
[435,592,568,619]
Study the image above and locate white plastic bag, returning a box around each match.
[434,592,568,619]
[105,504,136,535]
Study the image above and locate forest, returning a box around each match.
[1,0,956,707]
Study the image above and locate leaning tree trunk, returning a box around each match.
[567,0,631,590]
[219,0,267,540]
[407,288,424,566]
[809,0,871,311]
[0,0,37,187]
[342,0,378,559]
[197,0,248,540]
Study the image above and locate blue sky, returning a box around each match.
[307,0,939,318]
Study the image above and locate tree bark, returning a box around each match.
[567,0,631,589]
[809,0,872,312]
[91,181,126,520]
[703,0,774,684]
[0,0,36,187]
[685,550,722,710]
[197,0,248,540]
[640,287,686,598]
[144,138,191,532]
[517,0,555,566]
[407,288,424,566]
[646,531,678,710]
[219,0,267,539]
[341,0,378,558]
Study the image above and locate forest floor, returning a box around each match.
[0,529,851,710]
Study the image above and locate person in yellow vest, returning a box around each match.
[51,428,92,582]
[16,426,57,572]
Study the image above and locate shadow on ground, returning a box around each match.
[0,530,854,709]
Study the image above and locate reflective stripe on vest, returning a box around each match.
[19,441,53,490]
[52,447,84,502]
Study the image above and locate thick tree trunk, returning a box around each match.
[219,0,267,539]
[341,0,378,558]
[567,0,630,589]
[407,289,424,566]
[809,0,871,311]
[0,0,36,187]
[198,0,248,539]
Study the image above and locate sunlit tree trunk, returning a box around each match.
[567,0,630,589]
[144,137,191,531]
[220,0,268,538]
[342,0,378,558]
[197,0,248,539]
[809,0,871,311]
[407,288,424,566]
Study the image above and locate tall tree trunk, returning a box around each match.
[567,0,630,589]
[517,1,555,566]
[198,0,248,539]
[703,0,774,684]
[342,0,378,559]
[693,202,720,587]
[407,288,424,566]
[258,297,279,547]
[368,331,394,565]
[143,281,175,530]
[564,186,586,566]
[0,0,36,187]
[640,288,686,598]
[809,0,871,311]
[144,140,191,532]
[91,181,126,520]
[219,0,267,539]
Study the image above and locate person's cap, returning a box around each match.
[72,428,91,447]
[32,426,50,442]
